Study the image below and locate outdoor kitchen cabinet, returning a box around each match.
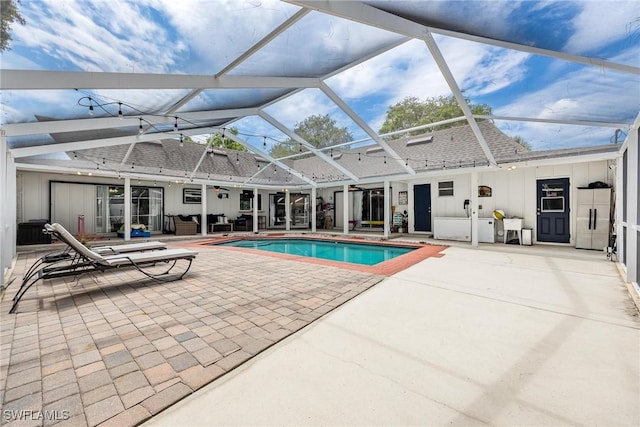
[575,187,611,250]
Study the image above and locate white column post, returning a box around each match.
[343,184,349,235]
[0,131,5,288]
[285,190,291,232]
[311,187,317,233]
[253,187,259,233]
[201,183,207,236]
[384,180,390,239]
[616,152,624,264]
[471,171,479,247]
[124,177,131,241]
[0,130,16,288]
[408,182,415,233]
[625,126,638,284]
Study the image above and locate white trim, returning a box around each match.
[0,70,320,91]
[474,115,631,129]
[383,180,390,239]
[2,108,259,138]
[124,177,131,241]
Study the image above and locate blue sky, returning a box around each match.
[1,0,638,152]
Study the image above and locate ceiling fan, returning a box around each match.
[212,186,230,192]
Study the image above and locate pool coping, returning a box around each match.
[198,234,447,276]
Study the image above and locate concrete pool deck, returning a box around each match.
[1,235,638,426]
[147,243,640,426]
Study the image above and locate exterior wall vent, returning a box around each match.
[211,149,228,156]
[366,146,384,154]
[406,135,433,146]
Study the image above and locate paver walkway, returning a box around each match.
[0,240,393,426]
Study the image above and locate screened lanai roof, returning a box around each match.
[1,0,638,187]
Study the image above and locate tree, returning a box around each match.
[269,114,353,158]
[378,95,492,135]
[207,127,246,151]
[513,135,531,151]
[1,0,25,52]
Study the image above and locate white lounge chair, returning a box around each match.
[10,223,197,313]
[16,225,168,301]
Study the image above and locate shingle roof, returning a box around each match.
[70,139,307,186]
[30,121,617,186]
[291,121,526,180]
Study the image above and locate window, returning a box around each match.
[183,188,201,204]
[362,189,385,222]
[438,181,454,197]
[540,185,565,212]
[96,185,163,233]
[240,190,262,211]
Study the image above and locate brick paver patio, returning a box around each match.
[1,240,389,426]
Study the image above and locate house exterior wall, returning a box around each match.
[15,157,615,245]
[16,171,268,234]
[408,159,614,245]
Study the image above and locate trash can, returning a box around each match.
[521,228,532,246]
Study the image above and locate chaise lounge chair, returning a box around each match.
[9,223,197,313]
[16,225,168,298]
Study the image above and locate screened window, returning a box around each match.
[438,181,454,197]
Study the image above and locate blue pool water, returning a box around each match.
[214,239,415,266]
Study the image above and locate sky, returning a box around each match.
[1,0,639,152]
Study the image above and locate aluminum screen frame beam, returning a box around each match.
[288,1,640,76]
[320,81,416,175]
[257,111,360,182]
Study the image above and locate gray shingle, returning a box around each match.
[22,122,614,185]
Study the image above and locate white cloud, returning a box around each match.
[155,0,300,74]
[494,45,639,150]
[496,120,618,150]
[12,0,179,73]
[565,0,640,54]
[496,50,640,125]
[264,89,335,128]
[325,36,531,132]
[456,47,530,96]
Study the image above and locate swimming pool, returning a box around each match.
[213,239,416,266]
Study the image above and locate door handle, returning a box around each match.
[588,209,592,229]
[593,209,597,230]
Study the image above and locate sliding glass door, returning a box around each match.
[269,192,310,229]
